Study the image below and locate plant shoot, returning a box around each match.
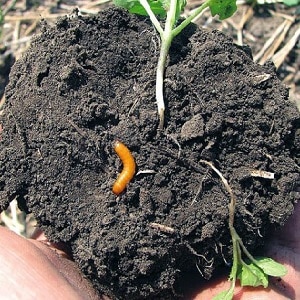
[114,0,237,129]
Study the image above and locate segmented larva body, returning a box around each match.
[112,140,136,195]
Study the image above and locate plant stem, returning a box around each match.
[230,223,260,266]
[156,40,170,129]
[237,233,261,265]
[141,0,212,129]
[155,0,178,129]
[228,229,238,295]
[172,0,211,37]
[139,0,164,35]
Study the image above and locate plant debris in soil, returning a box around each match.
[0,7,299,300]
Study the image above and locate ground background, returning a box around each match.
[0,0,299,241]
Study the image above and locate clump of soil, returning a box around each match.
[0,7,299,299]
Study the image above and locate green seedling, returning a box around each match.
[213,228,287,299]
[114,0,237,129]
[199,160,287,300]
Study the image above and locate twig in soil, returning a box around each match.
[136,169,156,175]
[250,169,275,179]
[149,222,175,234]
[250,73,271,86]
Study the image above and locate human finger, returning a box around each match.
[0,227,101,300]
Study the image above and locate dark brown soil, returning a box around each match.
[0,7,299,300]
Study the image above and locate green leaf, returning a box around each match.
[208,0,237,20]
[113,0,167,17]
[254,257,288,277]
[282,0,300,6]
[175,0,187,20]
[237,262,269,288]
[113,0,138,10]
[212,289,234,300]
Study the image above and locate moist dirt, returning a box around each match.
[0,7,299,300]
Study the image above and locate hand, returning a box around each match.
[0,202,299,300]
[0,226,101,299]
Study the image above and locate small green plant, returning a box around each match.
[199,160,287,300]
[114,0,237,129]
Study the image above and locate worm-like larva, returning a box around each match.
[112,140,136,195]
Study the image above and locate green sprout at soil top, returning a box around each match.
[114,0,237,129]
